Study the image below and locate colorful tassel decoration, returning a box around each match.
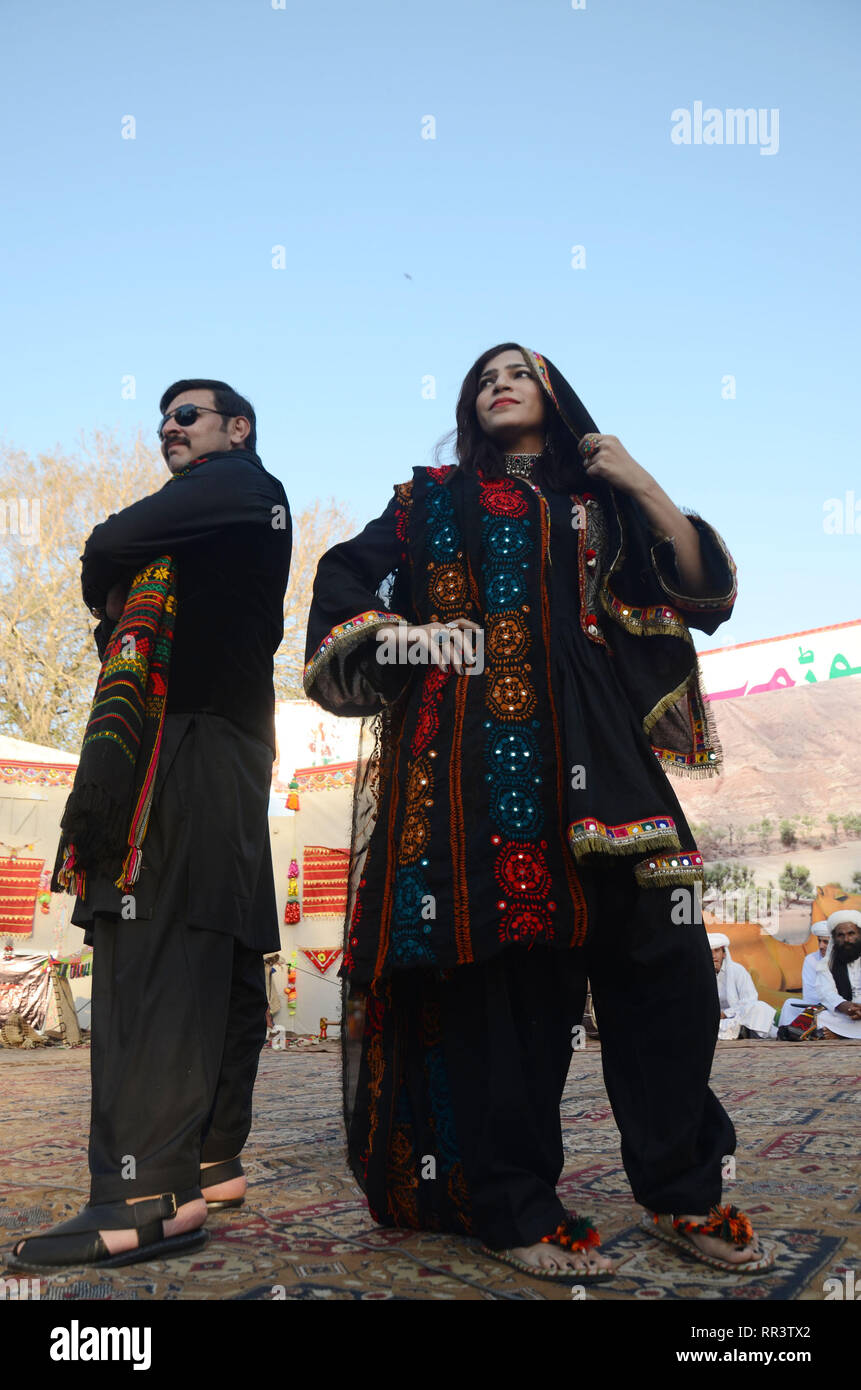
[285,954,298,1015]
[284,852,300,925]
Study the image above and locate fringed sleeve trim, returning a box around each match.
[600,582,694,644]
[566,814,681,859]
[302,610,409,698]
[634,851,705,888]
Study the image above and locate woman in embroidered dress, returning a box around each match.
[303,345,771,1279]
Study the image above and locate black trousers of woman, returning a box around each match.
[442,861,734,1248]
[349,857,735,1250]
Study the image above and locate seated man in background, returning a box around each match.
[777,922,831,1029]
[815,911,861,1040]
[708,933,777,1040]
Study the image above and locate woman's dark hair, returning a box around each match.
[159,378,257,453]
[433,342,590,492]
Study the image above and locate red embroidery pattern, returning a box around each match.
[496,842,552,897]
[498,904,554,943]
[478,476,529,517]
[411,665,450,756]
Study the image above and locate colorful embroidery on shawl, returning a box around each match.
[567,814,681,858]
[524,350,561,410]
[372,745,403,979]
[478,476,529,517]
[647,673,722,777]
[303,609,399,693]
[573,494,609,648]
[479,483,556,947]
[399,756,433,864]
[634,850,704,888]
[387,478,470,969]
[55,557,177,898]
[387,1108,422,1228]
[652,743,719,774]
[411,665,450,756]
[600,588,693,642]
[393,480,413,554]
[382,995,473,1233]
[449,673,473,964]
[495,841,552,895]
[426,485,460,561]
[426,483,468,622]
[388,868,435,967]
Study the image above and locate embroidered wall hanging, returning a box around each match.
[301,947,342,975]
[301,846,350,919]
[0,857,45,936]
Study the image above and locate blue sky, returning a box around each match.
[2,0,858,648]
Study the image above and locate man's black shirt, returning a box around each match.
[81,449,291,754]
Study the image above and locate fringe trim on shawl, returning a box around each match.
[643,655,725,780]
[634,851,705,888]
[302,611,408,697]
[566,823,681,859]
[600,582,694,644]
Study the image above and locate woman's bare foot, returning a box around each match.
[200,1155,246,1205]
[507,1241,615,1277]
[676,1213,765,1265]
[12,1195,207,1260]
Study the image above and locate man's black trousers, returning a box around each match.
[78,713,279,1205]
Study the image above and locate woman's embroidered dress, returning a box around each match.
[303,356,737,1237]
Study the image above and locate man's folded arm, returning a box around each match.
[81,457,288,611]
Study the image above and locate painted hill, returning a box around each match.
[677,674,861,826]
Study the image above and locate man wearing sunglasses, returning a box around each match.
[10,381,292,1271]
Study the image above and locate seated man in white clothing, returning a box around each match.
[777,923,832,1028]
[815,910,861,1040]
[708,932,777,1040]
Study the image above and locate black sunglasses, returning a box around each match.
[158,404,225,439]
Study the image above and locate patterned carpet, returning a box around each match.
[0,1041,857,1301]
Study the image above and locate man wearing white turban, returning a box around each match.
[707,933,776,1040]
[814,910,861,1040]
[777,923,832,1029]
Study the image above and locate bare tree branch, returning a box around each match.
[0,432,356,748]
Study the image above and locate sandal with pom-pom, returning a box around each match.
[642,1205,774,1272]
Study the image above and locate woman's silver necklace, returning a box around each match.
[504,452,541,480]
